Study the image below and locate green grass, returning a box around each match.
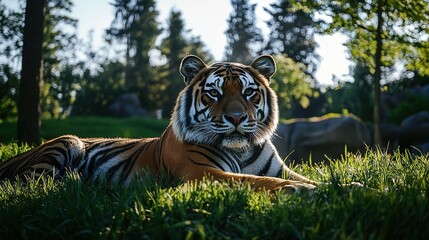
[0,117,170,142]
[1,117,429,238]
[1,143,428,239]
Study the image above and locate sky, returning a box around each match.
[4,0,352,85]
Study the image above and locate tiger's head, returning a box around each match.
[171,55,278,151]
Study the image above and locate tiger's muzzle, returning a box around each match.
[224,112,248,126]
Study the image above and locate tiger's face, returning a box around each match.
[172,55,278,151]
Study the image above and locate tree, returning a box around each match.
[72,60,126,116]
[0,65,19,120]
[107,0,160,111]
[159,10,188,116]
[17,0,45,145]
[224,0,263,63]
[294,0,429,145]
[0,0,79,120]
[185,36,213,63]
[0,2,24,62]
[264,0,319,76]
[271,55,315,118]
[0,2,24,121]
[321,63,373,122]
[159,10,213,117]
[41,0,78,118]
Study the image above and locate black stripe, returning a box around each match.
[41,155,64,170]
[258,154,274,176]
[49,145,69,167]
[105,160,127,182]
[72,149,86,170]
[2,155,30,178]
[85,141,117,162]
[157,135,167,163]
[276,167,283,178]
[188,150,225,171]
[87,142,137,175]
[119,142,153,182]
[187,157,216,169]
[157,139,171,173]
[184,87,193,128]
[240,144,264,168]
[196,145,239,172]
[95,143,137,167]
[265,89,273,123]
[85,139,117,152]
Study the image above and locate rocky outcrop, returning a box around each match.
[273,114,371,164]
[108,93,150,117]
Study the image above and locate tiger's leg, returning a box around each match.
[0,135,85,181]
[182,167,316,194]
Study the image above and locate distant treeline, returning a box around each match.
[1,0,428,126]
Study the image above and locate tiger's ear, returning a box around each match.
[250,55,276,80]
[180,55,207,85]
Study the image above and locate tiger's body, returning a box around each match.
[0,55,318,192]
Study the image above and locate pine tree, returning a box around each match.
[264,0,319,76]
[107,0,160,111]
[41,0,78,118]
[159,10,188,116]
[224,0,263,64]
[185,36,213,63]
[159,10,213,117]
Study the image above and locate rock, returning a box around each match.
[401,111,429,128]
[273,114,371,164]
[108,93,150,117]
[397,111,429,154]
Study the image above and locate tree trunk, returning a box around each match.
[373,0,384,146]
[17,0,45,145]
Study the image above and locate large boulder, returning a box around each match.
[108,93,150,117]
[273,114,371,164]
[382,111,429,154]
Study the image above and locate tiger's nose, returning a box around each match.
[225,112,247,125]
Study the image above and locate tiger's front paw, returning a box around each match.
[282,182,317,194]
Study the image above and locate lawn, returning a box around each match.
[0,117,428,239]
[0,116,170,142]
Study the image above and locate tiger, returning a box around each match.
[0,55,319,193]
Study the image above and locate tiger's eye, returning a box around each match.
[244,88,255,96]
[209,89,219,97]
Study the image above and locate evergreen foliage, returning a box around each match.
[159,10,213,117]
[264,0,319,76]
[107,0,161,111]
[159,10,192,116]
[224,0,263,63]
[41,0,79,119]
